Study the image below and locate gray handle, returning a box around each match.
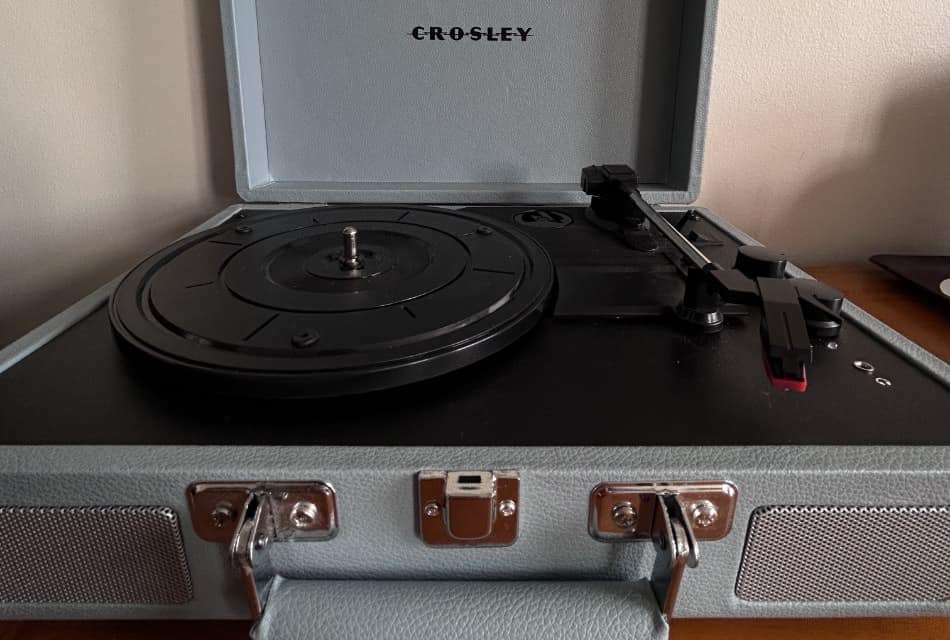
[253,579,668,640]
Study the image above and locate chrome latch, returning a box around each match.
[588,481,737,620]
[187,482,338,618]
[417,470,519,546]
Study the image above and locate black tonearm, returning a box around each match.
[581,165,845,392]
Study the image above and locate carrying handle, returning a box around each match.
[252,580,670,640]
[244,495,695,628]
[189,480,736,624]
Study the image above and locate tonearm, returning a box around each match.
[581,165,845,392]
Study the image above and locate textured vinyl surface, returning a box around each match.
[224,1,714,203]
[254,579,668,640]
[0,446,948,620]
[0,506,192,604]
[736,505,950,602]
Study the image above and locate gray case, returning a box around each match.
[224,0,714,204]
[0,2,948,639]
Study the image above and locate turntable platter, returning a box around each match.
[109,206,555,397]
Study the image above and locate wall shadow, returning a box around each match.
[770,71,950,265]
[194,0,236,199]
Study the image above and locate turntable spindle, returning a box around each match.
[340,226,362,270]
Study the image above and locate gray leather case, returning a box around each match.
[1,2,948,637]
[222,0,716,204]
[254,580,667,640]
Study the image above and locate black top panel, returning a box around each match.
[1,206,947,446]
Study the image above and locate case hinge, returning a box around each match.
[187,482,338,618]
[588,481,737,620]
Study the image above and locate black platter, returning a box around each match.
[109,206,555,398]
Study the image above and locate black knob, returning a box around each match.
[795,279,844,314]
[789,278,845,337]
[734,246,788,279]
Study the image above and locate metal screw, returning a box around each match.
[611,502,638,529]
[254,533,269,550]
[423,502,441,518]
[210,502,234,528]
[235,225,252,234]
[826,341,839,350]
[875,377,892,387]
[499,500,517,517]
[690,500,719,528]
[289,501,319,529]
[476,226,493,236]
[853,360,875,373]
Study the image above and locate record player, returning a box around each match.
[0,3,947,639]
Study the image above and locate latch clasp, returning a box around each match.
[187,481,338,618]
[418,470,519,546]
[588,481,737,620]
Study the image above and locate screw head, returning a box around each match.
[254,533,269,550]
[423,502,441,518]
[826,341,839,350]
[235,225,252,234]
[611,502,638,529]
[690,500,719,528]
[289,501,320,529]
[210,502,234,528]
[476,226,493,236]
[875,377,892,387]
[499,500,517,517]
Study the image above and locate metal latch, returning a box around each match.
[187,481,338,618]
[588,481,737,620]
[417,470,519,546]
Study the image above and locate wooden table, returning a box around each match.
[2,266,947,640]
[808,266,949,362]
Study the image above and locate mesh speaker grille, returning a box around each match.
[0,506,193,604]
[736,505,950,602]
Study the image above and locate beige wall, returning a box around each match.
[2,1,949,347]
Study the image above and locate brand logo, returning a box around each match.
[410,26,533,42]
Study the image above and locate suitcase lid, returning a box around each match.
[221,0,717,205]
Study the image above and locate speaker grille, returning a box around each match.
[0,506,193,604]
[736,505,950,602]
